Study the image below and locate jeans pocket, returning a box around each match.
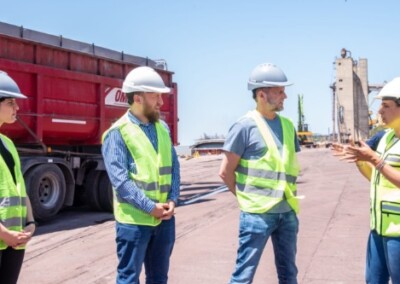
[240,212,273,234]
[116,222,142,243]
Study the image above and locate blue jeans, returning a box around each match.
[115,217,175,284]
[366,230,400,284]
[230,210,299,284]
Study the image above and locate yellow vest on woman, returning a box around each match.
[102,112,172,226]
[235,111,300,214]
[0,134,27,250]
[371,130,400,236]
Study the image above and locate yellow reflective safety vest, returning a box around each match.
[0,134,27,250]
[371,129,400,236]
[235,110,300,214]
[102,112,172,226]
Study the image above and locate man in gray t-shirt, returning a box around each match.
[219,63,301,284]
[223,114,300,213]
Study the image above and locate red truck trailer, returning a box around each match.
[0,21,178,221]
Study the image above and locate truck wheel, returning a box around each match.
[25,164,66,221]
[84,170,102,211]
[98,172,113,212]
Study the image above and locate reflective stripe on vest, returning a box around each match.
[1,216,27,228]
[382,203,400,213]
[371,129,400,236]
[235,111,300,214]
[0,134,27,250]
[102,112,172,226]
[236,164,297,184]
[0,196,26,207]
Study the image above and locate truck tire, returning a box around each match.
[98,172,113,212]
[84,170,102,211]
[25,164,66,221]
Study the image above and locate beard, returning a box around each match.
[271,105,284,112]
[143,103,160,123]
[267,98,284,112]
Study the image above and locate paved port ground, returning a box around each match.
[19,148,370,284]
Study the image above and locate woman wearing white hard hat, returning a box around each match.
[0,71,35,284]
[333,77,400,284]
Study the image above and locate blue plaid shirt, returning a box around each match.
[102,111,180,214]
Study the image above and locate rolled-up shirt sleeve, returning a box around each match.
[102,129,156,213]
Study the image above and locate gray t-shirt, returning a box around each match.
[223,114,300,213]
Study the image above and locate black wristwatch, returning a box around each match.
[26,221,37,226]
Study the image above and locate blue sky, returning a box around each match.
[2,1,400,145]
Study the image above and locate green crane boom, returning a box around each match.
[298,94,306,132]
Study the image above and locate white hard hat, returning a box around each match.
[248,63,292,91]
[0,71,27,99]
[122,66,171,93]
[375,77,400,100]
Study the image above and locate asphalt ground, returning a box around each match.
[18,148,370,284]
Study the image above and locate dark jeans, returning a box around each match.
[0,247,25,284]
[230,211,299,284]
[366,230,400,284]
[116,217,175,284]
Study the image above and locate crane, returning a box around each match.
[297,94,315,148]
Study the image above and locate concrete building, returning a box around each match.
[333,48,370,142]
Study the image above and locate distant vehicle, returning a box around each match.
[297,131,316,148]
[297,94,316,148]
[191,138,225,156]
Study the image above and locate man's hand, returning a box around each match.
[150,203,168,219]
[160,200,176,220]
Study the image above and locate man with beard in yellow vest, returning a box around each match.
[102,66,180,284]
[333,77,400,284]
[219,63,301,284]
